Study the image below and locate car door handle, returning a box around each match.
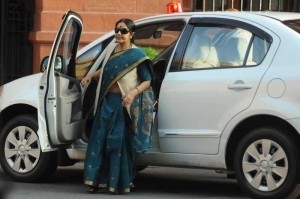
[227,83,252,90]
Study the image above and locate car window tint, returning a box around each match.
[247,35,271,65]
[181,26,222,69]
[75,36,113,80]
[180,24,271,70]
[56,19,80,75]
[217,27,253,67]
[135,21,185,60]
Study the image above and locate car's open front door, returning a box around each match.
[38,11,83,151]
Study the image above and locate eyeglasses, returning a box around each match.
[114,28,130,34]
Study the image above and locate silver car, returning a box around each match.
[1,10,300,199]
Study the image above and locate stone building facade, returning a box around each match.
[29,0,177,73]
[1,0,299,84]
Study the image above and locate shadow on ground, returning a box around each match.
[47,165,248,198]
[0,167,15,199]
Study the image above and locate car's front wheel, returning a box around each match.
[0,114,58,182]
[234,127,299,199]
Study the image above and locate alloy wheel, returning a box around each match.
[242,139,288,192]
[4,125,41,173]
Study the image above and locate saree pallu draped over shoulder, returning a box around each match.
[84,46,154,193]
[100,47,154,152]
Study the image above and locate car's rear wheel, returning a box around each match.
[0,114,58,182]
[234,127,299,199]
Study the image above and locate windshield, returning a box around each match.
[282,19,300,33]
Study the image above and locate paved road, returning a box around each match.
[0,163,299,199]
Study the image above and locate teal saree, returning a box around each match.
[84,47,154,193]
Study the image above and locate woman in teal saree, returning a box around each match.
[81,18,154,194]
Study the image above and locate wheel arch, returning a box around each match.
[225,114,300,171]
[0,104,75,167]
[0,104,37,132]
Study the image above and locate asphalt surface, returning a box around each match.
[0,163,300,199]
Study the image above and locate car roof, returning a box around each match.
[254,11,300,21]
[80,11,300,58]
[135,11,300,23]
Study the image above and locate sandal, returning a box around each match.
[87,186,100,193]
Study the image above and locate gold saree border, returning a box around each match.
[108,187,130,193]
[84,180,107,188]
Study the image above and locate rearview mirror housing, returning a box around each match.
[40,56,64,73]
[40,56,49,72]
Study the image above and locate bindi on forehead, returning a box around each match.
[117,23,127,29]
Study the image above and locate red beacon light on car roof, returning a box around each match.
[167,1,183,14]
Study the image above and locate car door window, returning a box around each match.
[247,35,271,65]
[55,19,81,76]
[75,37,113,80]
[180,24,271,70]
[134,21,185,100]
[135,21,185,60]
[216,27,253,67]
[181,26,222,69]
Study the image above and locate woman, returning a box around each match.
[81,18,154,194]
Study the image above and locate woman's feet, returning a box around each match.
[108,185,134,194]
[87,184,134,194]
[87,186,100,193]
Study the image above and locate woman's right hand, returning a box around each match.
[81,74,93,88]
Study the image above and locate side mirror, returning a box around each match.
[40,56,64,73]
[40,56,49,72]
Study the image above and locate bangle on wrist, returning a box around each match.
[135,87,140,94]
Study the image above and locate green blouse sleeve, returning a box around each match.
[137,61,152,82]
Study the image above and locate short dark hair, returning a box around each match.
[115,18,136,32]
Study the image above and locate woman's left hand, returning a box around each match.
[122,90,137,107]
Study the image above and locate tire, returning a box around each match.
[234,127,299,199]
[0,114,58,182]
[227,173,236,179]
